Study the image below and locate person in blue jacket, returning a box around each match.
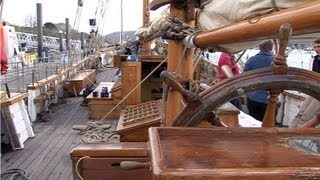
[243,40,274,121]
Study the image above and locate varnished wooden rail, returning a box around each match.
[193,1,320,48]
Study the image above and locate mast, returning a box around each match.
[165,4,195,126]
[142,0,150,55]
[120,0,123,43]
[0,0,3,19]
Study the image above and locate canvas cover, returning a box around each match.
[198,0,313,31]
[135,8,170,38]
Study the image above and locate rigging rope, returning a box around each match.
[100,57,168,121]
[80,57,167,143]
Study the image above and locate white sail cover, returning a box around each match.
[195,0,314,52]
[198,0,314,31]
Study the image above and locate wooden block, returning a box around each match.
[215,102,240,127]
[87,82,122,119]
[121,62,141,105]
[88,104,121,119]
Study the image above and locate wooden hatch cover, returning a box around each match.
[148,127,320,180]
[116,100,162,142]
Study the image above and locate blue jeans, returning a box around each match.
[247,98,267,122]
[230,98,242,111]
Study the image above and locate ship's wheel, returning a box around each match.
[172,67,320,127]
[162,24,320,128]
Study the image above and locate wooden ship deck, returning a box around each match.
[1,68,119,180]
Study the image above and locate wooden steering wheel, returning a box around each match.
[161,24,320,128]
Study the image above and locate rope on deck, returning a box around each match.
[1,168,29,180]
[80,121,119,143]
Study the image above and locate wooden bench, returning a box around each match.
[70,142,151,180]
[215,102,240,127]
[64,69,96,96]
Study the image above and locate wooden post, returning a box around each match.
[122,62,142,105]
[262,23,291,127]
[165,5,194,126]
[142,0,150,55]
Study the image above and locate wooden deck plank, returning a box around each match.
[22,132,65,174]
[27,104,87,178]
[1,68,118,180]
[59,166,73,180]
[27,132,73,176]
[47,173,61,180]
[1,99,80,169]
[2,126,51,165]
[39,111,85,177]
[51,138,81,174]
[32,132,79,178]
[8,99,83,171]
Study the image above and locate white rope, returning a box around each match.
[80,121,119,143]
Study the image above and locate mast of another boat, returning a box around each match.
[142,0,150,55]
[0,0,3,19]
[120,0,123,44]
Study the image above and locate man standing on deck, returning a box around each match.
[312,38,320,73]
[289,38,320,128]
[217,52,242,110]
[243,40,274,121]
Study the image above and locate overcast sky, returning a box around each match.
[2,0,144,35]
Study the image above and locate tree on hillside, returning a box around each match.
[24,14,37,28]
[43,22,57,37]
[44,22,56,29]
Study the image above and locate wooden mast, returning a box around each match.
[142,0,150,55]
[165,4,194,126]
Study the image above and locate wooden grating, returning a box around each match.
[122,100,160,125]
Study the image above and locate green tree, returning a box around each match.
[43,22,57,36]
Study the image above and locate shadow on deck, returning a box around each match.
[1,67,119,180]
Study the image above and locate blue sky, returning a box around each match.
[2,0,143,35]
